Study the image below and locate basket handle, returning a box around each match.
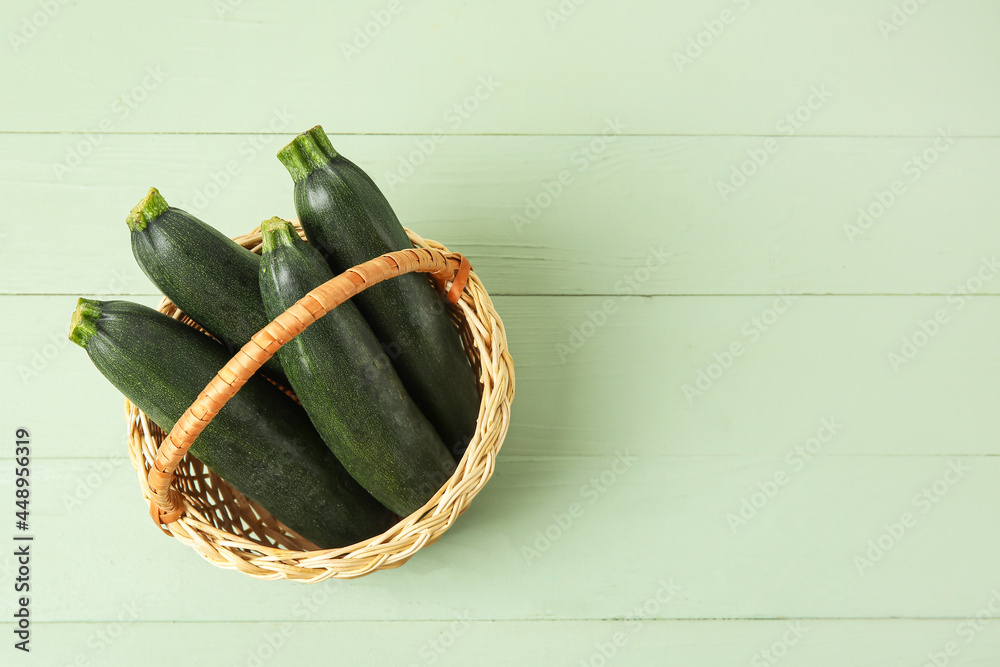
[146,245,473,528]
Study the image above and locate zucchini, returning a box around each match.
[277,126,480,455]
[127,188,287,385]
[258,218,456,516]
[69,298,395,548]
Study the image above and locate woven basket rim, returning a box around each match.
[124,225,514,581]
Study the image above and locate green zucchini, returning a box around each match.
[258,218,456,516]
[69,298,395,548]
[127,188,287,385]
[277,126,480,455]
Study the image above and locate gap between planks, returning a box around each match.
[1,131,999,140]
[2,617,997,626]
[12,293,1000,298]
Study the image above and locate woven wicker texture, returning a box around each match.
[124,224,514,581]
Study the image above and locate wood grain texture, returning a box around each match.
[6,295,1000,459]
[1,134,999,296]
[0,0,997,135]
[0,455,996,623]
[3,620,1000,666]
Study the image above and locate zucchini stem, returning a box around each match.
[68,298,102,348]
[260,217,299,253]
[126,187,169,232]
[277,125,339,183]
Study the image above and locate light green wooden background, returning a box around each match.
[2,1,1000,665]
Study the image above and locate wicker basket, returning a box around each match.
[124,224,514,581]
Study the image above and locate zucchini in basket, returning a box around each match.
[259,218,456,516]
[69,298,395,547]
[127,188,288,385]
[277,126,481,456]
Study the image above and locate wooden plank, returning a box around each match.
[3,619,1000,666]
[0,454,998,622]
[6,294,1000,459]
[0,1,998,135]
[2,134,999,296]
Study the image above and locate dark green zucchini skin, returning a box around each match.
[69,298,395,548]
[277,127,480,456]
[258,219,456,516]
[127,188,287,385]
